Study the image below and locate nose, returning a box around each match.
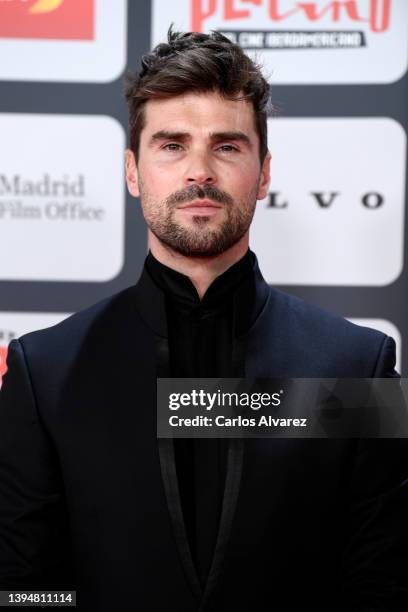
[184,150,216,186]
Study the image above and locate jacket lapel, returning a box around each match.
[199,438,244,610]
[158,438,203,601]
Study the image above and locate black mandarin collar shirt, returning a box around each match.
[145,248,255,587]
[145,247,254,309]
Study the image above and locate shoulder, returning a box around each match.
[18,284,139,368]
[262,286,397,376]
[2,283,153,415]
[269,286,379,340]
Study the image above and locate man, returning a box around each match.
[0,28,407,611]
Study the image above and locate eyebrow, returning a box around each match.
[149,130,253,147]
[149,131,189,144]
[210,131,252,147]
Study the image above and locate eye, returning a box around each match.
[217,144,239,153]
[163,143,183,152]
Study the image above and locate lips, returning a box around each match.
[177,200,221,210]
[177,203,222,216]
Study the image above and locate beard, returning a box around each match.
[139,182,258,257]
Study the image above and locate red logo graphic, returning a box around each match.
[191,0,392,34]
[0,0,94,40]
[0,346,8,388]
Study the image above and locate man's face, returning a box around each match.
[126,91,271,257]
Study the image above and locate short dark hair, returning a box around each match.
[124,26,272,163]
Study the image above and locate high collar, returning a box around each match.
[144,248,254,310]
[134,249,270,340]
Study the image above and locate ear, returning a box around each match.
[256,151,271,200]
[125,149,140,197]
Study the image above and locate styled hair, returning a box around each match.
[124,26,272,162]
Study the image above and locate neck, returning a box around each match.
[148,230,250,300]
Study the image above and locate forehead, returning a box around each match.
[142,91,258,137]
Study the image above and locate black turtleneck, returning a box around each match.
[145,248,255,587]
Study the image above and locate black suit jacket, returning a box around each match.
[0,255,407,611]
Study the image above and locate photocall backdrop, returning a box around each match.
[0,0,407,385]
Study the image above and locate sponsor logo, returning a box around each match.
[0,330,15,387]
[0,0,94,41]
[0,0,126,83]
[0,346,9,386]
[29,0,64,14]
[0,174,105,222]
[223,29,367,50]
[267,191,385,209]
[192,0,391,45]
[152,0,407,83]
[0,114,125,282]
[250,117,406,285]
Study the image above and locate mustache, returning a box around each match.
[166,184,234,207]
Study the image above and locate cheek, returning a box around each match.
[224,164,260,195]
[141,162,178,196]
